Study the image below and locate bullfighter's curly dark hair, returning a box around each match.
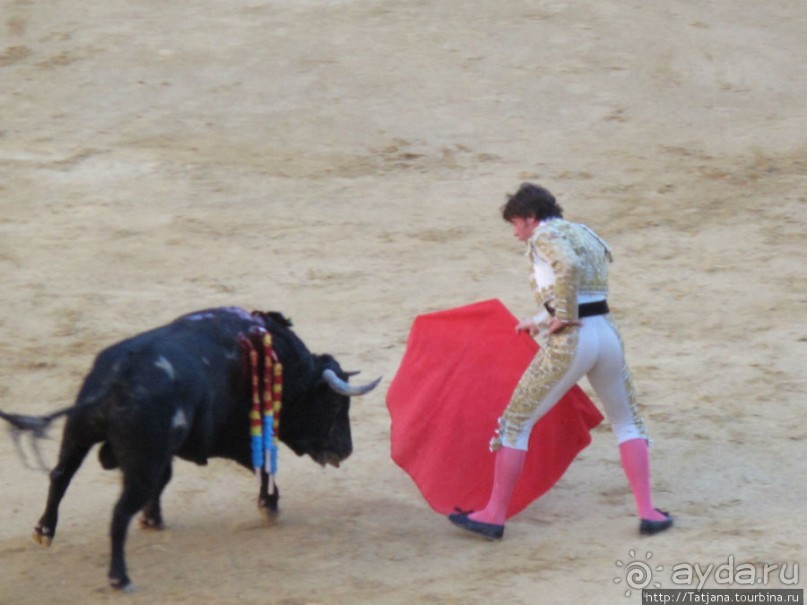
[501,183,564,222]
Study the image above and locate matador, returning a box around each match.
[449,183,673,540]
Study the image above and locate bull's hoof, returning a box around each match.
[258,501,279,514]
[32,525,53,547]
[109,575,134,592]
[257,497,280,522]
[258,503,280,519]
[258,498,279,512]
[139,514,165,531]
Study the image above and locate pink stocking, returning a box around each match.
[619,438,666,521]
[469,446,526,525]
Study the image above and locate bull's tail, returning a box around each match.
[0,406,73,472]
[0,406,72,436]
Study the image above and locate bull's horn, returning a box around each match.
[322,369,381,397]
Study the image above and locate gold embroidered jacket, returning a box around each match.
[527,219,613,322]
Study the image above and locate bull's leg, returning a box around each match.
[33,440,93,547]
[139,464,172,530]
[257,469,280,517]
[108,463,165,591]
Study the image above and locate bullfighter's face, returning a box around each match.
[510,216,539,242]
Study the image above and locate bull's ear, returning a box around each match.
[267,312,293,327]
[252,311,293,328]
[321,369,381,397]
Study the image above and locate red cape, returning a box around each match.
[386,299,603,518]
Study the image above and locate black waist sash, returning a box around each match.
[545,300,610,318]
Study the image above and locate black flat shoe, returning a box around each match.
[448,510,504,540]
[640,509,674,535]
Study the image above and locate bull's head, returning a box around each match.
[279,356,380,468]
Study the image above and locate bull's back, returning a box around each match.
[60,308,262,466]
[71,316,245,454]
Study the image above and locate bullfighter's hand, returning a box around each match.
[515,317,540,337]
[546,316,582,335]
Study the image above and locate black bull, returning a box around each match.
[0,307,380,590]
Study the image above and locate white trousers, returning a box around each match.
[500,314,647,450]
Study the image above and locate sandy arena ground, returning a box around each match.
[1,1,804,603]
